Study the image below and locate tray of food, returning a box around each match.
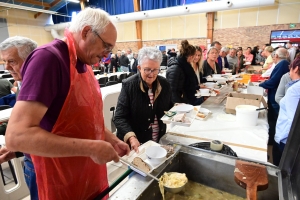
[121,141,176,176]
[161,104,197,126]
[195,108,212,120]
[195,89,220,97]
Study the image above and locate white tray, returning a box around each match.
[195,108,212,121]
[161,105,197,126]
[121,141,175,176]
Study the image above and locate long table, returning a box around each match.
[162,86,269,163]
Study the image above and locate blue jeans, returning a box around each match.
[24,156,39,200]
[121,66,129,72]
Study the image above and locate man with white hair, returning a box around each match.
[5,8,130,199]
[259,48,289,146]
[217,47,229,71]
[0,36,38,198]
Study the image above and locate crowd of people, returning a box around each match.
[0,7,300,200]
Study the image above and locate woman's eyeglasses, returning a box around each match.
[143,68,160,75]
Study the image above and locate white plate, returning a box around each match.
[175,104,194,113]
[171,116,193,127]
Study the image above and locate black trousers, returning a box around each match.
[267,102,279,145]
[273,142,285,166]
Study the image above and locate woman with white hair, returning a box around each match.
[114,47,173,152]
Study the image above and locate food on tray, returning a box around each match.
[161,145,175,158]
[197,112,206,118]
[173,113,186,122]
[210,140,223,151]
[193,107,198,111]
[132,157,150,172]
[164,111,176,117]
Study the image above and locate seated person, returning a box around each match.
[217,47,229,71]
[0,79,16,98]
[114,47,173,152]
[226,48,237,69]
[203,47,221,77]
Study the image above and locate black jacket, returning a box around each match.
[203,60,221,77]
[119,55,129,67]
[167,50,177,58]
[109,58,117,72]
[114,73,173,144]
[166,57,186,103]
[161,54,168,66]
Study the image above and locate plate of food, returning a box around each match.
[171,113,193,126]
[195,108,212,120]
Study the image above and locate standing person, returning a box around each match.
[203,47,221,77]
[116,50,121,71]
[286,42,296,63]
[109,54,118,73]
[114,47,173,151]
[131,52,138,73]
[273,57,300,166]
[160,50,168,70]
[191,46,207,105]
[0,36,38,199]
[119,50,130,72]
[5,8,129,200]
[127,48,133,72]
[167,48,177,58]
[102,52,111,73]
[166,40,196,104]
[259,48,289,146]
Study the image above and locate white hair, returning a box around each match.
[138,47,162,65]
[276,48,289,60]
[0,36,37,60]
[221,47,229,53]
[69,7,112,35]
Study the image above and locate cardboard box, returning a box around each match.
[225,93,267,114]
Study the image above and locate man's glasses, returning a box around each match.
[93,31,113,53]
[2,59,18,66]
[143,68,160,75]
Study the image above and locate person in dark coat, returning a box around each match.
[114,47,173,152]
[166,40,196,104]
[259,48,290,146]
[203,47,221,77]
[109,54,118,73]
[160,51,168,69]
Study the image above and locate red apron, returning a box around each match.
[31,30,108,200]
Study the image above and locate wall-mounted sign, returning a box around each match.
[290,24,296,28]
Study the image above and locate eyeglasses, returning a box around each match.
[93,31,113,53]
[143,68,160,75]
[2,59,18,66]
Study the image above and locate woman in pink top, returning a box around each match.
[243,47,254,63]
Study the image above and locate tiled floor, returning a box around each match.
[2,158,129,200]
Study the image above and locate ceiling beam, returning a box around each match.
[16,0,50,7]
[34,0,60,19]
[133,0,142,50]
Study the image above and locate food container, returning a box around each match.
[204,82,216,88]
[145,146,167,165]
[235,105,259,127]
[199,88,209,94]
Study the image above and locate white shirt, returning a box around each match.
[261,63,276,77]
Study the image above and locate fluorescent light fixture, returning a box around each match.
[0,2,57,14]
[67,0,80,3]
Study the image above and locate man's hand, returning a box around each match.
[129,137,140,153]
[113,140,130,157]
[0,146,16,164]
[90,141,120,164]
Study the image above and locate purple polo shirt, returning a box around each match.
[19,39,87,132]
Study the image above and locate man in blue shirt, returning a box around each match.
[259,48,289,146]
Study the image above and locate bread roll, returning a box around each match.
[132,157,151,172]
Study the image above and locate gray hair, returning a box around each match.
[0,36,37,60]
[221,47,229,53]
[111,54,115,58]
[276,48,288,60]
[207,46,219,54]
[138,47,162,65]
[69,7,112,35]
[230,48,237,52]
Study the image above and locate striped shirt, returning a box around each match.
[148,89,159,142]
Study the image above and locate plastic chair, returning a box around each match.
[0,157,30,200]
[102,91,120,133]
[105,81,118,87]
[109,75,118,82]
[118,73,127,83]
[98,77,108,85]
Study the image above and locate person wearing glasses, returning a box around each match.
[114,47,173,152]
[5,8,130,200]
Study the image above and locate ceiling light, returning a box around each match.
[67,0,80,3]
[0,2,57,14]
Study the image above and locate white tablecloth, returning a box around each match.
[95,72,129,80]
